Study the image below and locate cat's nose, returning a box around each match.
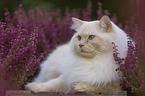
[79,44,84,48]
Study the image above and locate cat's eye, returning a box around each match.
[77,35,81,41]
[89,35,95,40]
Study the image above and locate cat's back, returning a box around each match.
[40,43,70,72]
[33,43,70,82]
[48,43,70,61]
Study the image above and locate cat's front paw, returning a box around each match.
[25,83,41,93]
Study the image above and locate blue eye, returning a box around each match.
[77,35,81,41]
[89,35,95,40]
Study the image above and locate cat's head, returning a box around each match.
[70,16,117,58]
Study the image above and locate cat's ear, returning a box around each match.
[99,16,112,32]
[71,17,84,31]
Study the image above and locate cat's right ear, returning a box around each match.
[99,16,112,32]
[71,17,83,31]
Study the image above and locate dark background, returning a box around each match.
[0,0,133,24]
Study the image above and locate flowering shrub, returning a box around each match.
[121,18,145,95]
[0,21,43,95]
[0,1,145,96]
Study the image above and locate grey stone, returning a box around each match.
[6,90,127,96]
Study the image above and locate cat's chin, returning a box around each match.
[76,51,96,58]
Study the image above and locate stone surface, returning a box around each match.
[6,90,127,96]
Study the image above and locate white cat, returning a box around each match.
[25,16,128,94]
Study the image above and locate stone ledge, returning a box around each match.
[6,90,127,96]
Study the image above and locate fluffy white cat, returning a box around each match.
[25,16,128,94]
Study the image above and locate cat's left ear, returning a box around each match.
[99,16,112,32]
[71,17,84,31]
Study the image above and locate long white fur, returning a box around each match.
[26,16,128,93]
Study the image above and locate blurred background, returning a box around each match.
[0,0,132,23]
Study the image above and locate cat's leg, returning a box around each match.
[25,77,63,93]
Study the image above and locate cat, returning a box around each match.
[25,16,128,94]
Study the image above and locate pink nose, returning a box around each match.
[79,44,84,48]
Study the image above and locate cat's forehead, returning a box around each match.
[78,21,100,35]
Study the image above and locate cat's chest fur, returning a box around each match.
[60,50,120,86]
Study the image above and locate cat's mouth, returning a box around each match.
[77,49,95,58]
[81,49,90,53]
[80,49,93,53]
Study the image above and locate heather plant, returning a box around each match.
[109,11,145,96]
[113,22,145,96]
[122,17,145,95]
[0,19,43,96]
[10,5,74,56]
[5,2,94,57]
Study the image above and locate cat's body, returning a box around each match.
[26,16,128,94]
